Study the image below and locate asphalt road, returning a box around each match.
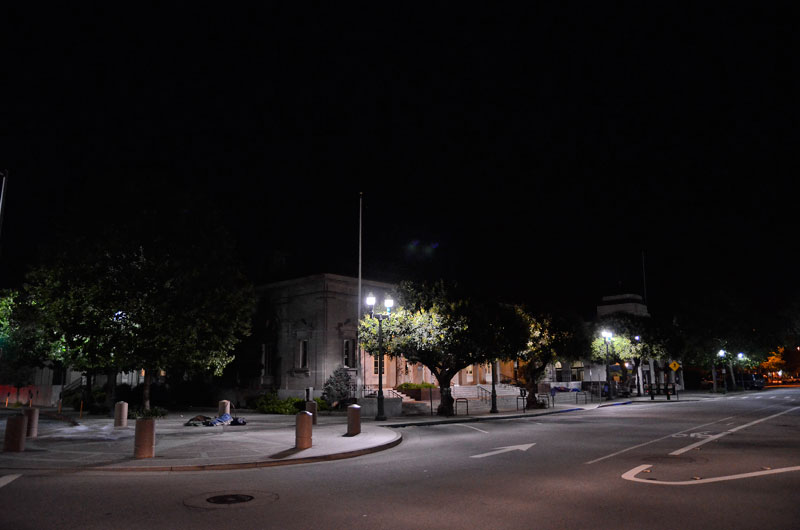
[2,388,799,529]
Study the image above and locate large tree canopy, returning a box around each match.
[359,280,530,416]
[517,310,589,404]
[22,206,256,409]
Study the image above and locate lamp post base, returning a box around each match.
[376,394,386,421]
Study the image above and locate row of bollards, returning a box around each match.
[4,401,366,457]
[295,403,361,449]
[2,407,39,452]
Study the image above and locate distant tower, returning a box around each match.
[596,293,650,318]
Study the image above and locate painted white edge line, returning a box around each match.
[452,423,489,434]
[0,474,22,489]
[622,464,800,485]
[670,406,800,456]
[585,416,735,465]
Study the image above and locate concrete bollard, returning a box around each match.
[3,415,28,452]
[295,411,313,449]
[347,404,361,436]
[114,401,128,428]
[134,418,156,458]
[218,400,231,417]
[23,407,39,438]
[305,400,317,425]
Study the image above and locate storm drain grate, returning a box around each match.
[206,494,255,505]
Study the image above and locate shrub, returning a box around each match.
[253,393,331,414]
[322,366,353,407]
[396,382,437,391]
[128,406,168,419]
[253,393,304,415]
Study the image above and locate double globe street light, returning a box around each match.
[365,293,393,421]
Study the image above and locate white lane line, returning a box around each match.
[452,423,489,433]
[670,406,800,456]
[622,464,800,485]
[0,474,21,489]
[585,417,735,465]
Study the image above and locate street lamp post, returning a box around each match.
[366,293,393,421]
[737,353,745,388]
[602,330,613,400]
[490,360,499,414]
[718,350,727,392]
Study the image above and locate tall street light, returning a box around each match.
[366,293,392,421]
[718,350,728,392]
[602,330,613,400]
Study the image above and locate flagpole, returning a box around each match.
[641,250,647,306]
[357,192,363,392]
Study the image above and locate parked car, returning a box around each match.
[742,374,765,390]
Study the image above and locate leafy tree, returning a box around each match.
[517,310,589,406]
[322,365,353,408]
[0,290,35,389]
[359,280,529,416]
[22,208,256,409]
[0,290,64,391]
[590,312,671,393]
[673,287,778,390]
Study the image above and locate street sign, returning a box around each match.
[669,361,680,372]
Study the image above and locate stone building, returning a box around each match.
[257,273,394,399]
[255,273,507,400]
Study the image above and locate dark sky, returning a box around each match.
[1,4,797,320]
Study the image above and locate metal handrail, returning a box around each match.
[477,386,491,403]
[361,385,404,400]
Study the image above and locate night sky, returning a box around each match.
[1,4,797,320]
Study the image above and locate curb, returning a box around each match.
[382,406,586,428]
[597,401,632,407]
[85,431,404,473]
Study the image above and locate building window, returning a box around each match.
[555,361,563,382]
[343,339,355,368]
[373,356,384,374]
[299,340,309,369]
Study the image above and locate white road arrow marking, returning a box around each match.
[470,443,536,458]
[622,464,800,485]
[0,474,21,489]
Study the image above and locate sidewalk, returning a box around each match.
[0,390,724,472]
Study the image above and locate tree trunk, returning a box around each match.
[711,362,718,393]
[105,368,117,408]
[434,372,454,416]
[729,360,737,389]
[524,363,547,409]
[82,372,93,406]
[634,357,642,396]
[142,370,152,410]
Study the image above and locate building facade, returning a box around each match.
[258,273,394,399]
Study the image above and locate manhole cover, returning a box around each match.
[184,490,279,510]
[207,494,255,505]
